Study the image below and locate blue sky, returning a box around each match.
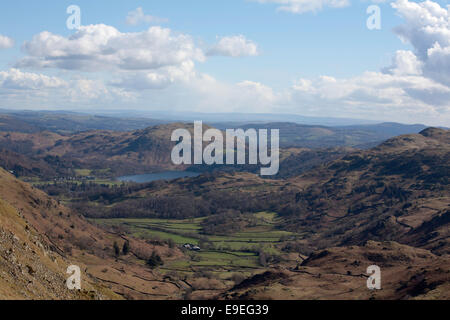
[0,0,449,125]
[0,0,410,84]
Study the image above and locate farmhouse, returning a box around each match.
[183,243,201,251]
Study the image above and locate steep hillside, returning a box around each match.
[0,168,186,299]
[0,198,87,299]
[0,149,59,178]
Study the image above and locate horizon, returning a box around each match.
[0,107,439,127]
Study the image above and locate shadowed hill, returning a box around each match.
[221,241,450,300]
[0,123,202,178]
[229,122,428,148]
[0,111,165,134]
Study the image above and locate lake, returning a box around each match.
[116,171,200,183]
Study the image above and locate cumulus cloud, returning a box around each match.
[67,79,136,102]
[252,0,350,14]
[383,50,423,76]
[207,35,259,57]
[111,61,197,90]
[0,68,66,90]
[292,71,450,111]
[0,69,136,108]
[126,7,168,26]
[16,24,205,90]
[17,24,204,72]
[426,42,450,85]
[170,76,288,113]
[391,0,450,85]
[0,35,14,49]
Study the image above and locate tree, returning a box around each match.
[113,241,120,257]
[122,240,130,255]
[147,251,163,269]
[167,238,175,249]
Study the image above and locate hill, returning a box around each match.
[0,120,431,180]
[222,241,450,300]
[0,111,165,134]
[84,128,449,255]
[223,122,428,149]
[0,167,186,299]
[0,123,200,178]
[279,128,449,254]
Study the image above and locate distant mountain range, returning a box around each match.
[0,110,167,134]
[0,108,434,128]
[214,122,429,149]
[0,109,440,181]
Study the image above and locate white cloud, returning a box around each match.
[126,7,168,26]
[292,71,450,113]
[207,35,260,57]
[391,0,450,85]
[111,61,197,90]
[252,0,350,14]
[0,35,14,49]
[426,42,450,85]
[165,76,288,113]
[17,24,204,72]
[383,50,423,75]
[0,69,136,108]
[67,79,136,102]
[0,68,66,90]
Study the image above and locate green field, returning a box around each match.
[74,169,92,176]
[92,212,297,277]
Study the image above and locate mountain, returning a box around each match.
[214,122,428,149]
[0,118,433,180]
[339,122,429,138]
[131,110,380,126]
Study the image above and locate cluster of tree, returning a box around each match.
[0,137,34,155]
[201,209,258,235]
[146,252,164,269]
[113,240,130,257]
[38,181,156,200]
[72,188,286,220]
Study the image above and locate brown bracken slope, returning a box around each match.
[0,167,186,300]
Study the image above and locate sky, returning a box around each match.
[0,0,449,125]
